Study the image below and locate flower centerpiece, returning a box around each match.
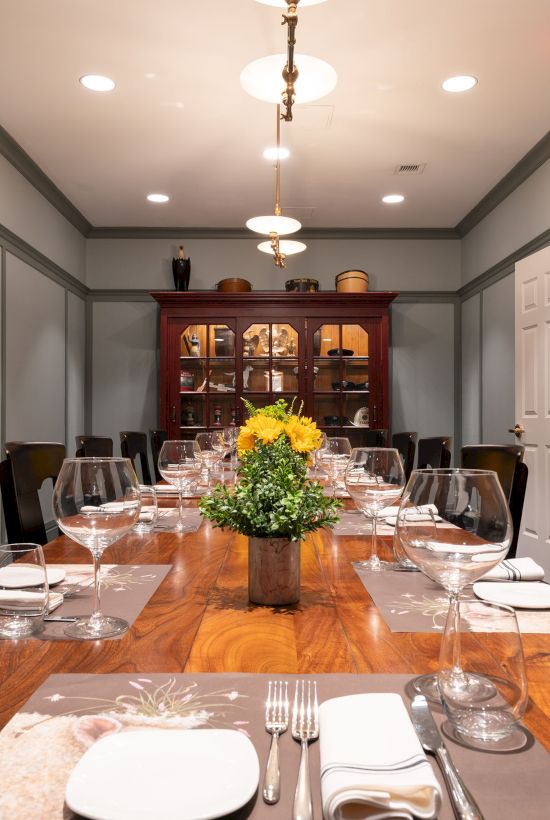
[199,399,341,605]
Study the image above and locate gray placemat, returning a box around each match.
[354,568,550,634]
[1,672,548,819]
[39,564,171,641]
[154,508,203,531]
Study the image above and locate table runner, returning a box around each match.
[355,567,550,633]
[154,508,203,532]
[38,564,171,641]
[1,672,548,819]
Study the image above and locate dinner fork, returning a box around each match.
[292,680,319,820]
[263,680,289,804]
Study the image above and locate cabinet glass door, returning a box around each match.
[311,322,378,445]
[241,321,300,412]
[171,322,237,437]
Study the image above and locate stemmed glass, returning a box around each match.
[222,426,239,474]
[312,432,328,477]
[195,432,222,493]
[395,468,512,701]
[317,437,352,497]
[211,430,231,476]
[344,447,405,571]
[52,457,141,639]
[158,440,201,531]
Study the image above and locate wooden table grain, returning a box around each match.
[2,504,550,752]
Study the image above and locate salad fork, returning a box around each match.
[263,680,289,804]
[292,680,319,820]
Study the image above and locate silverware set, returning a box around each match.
[263,680,319,819]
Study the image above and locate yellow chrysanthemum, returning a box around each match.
[237,426,256,455]
[285,416,322,453]
[248,414,285,445]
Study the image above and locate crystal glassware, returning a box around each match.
[395,468,512,701]
[0,543,48,638]
[195,432,222,493]
[317,437,351,497]
[345,447,405,571]
[438,599,528,750]
[52,457,141,639]
[158,440,201,530]
[222,426,240,474]
[133,485,158,533]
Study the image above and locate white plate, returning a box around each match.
[65,728,260,820]
[0,564,65,588]
[473,581,550,609]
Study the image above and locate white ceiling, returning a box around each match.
[1,0,549,229]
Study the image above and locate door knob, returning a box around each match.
[508,423,525,438]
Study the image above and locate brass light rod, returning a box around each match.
[281,0,300,121]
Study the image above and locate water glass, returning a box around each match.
[439,599,528,750]
[133,485,158,533]
[0,543,48,638]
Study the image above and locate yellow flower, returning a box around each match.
[248,414,285,445]
[285,416,322,453]
[237,426,256,455]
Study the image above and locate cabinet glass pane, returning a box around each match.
[210,325,235,357]
[243,360,269,392]
[243,323,299,358]
[342,325,369,358]
[180,324,207,358]
[207,395,236,427]
[179,360,206,393]
[207,359,235,393]
[179,396,206,430]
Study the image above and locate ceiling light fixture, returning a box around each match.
[263,146,290,160]
[79,74,116,92]
[246,105,305,267]
[382,194,405,204]
[442,75,477,93]
[258,239,306,256]
[242,1,336,122]
[147,193,170,203]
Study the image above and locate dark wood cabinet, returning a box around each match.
[151,291,398,444]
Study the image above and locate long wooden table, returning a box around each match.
[2,502,550,752]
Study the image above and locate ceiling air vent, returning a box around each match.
[394,163,426,175]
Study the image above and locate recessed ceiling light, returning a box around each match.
[382,194,405,204]
[79,74,116,92]
[254,0,328,6]
[147,193,170,203]
[442,75,477,93]
[240,54,337,105]
[263,147,290,161]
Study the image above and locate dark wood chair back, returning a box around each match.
[417,436,452,469]
[0,441,66,544]
[460,444,528,558]
[149,429,168,483]
[391,432,417,481]
[75,435,114,458]
[119,431,152,485]
[364,429,388,447]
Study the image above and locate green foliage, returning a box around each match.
[199,434,341,541]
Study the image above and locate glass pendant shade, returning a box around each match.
[254,0,328,6]
[240,53,337,105]
[246,214,301,235]
[258,239,307,256]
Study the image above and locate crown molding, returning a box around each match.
[87,226,459,240]
[456,129,550,237]
[0,125,92,236]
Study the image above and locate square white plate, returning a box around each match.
[65,728,259,820]
[473,581,550,609]
[0,564,65,588]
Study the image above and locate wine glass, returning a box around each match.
[317,437,352,497]
[344,447,405,571]
[211,429,231,467]
[395,468,512,701]
[312,432,328,477]
[52,457,141,639]
[195,432,222,493]
[158,440,201,530]
[222,426,239,474]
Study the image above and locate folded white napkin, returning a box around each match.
[152,483,180,495]
[320,693,441,820]
[0,590,64,612]
[483,557,544,582]
[383,504,441,526]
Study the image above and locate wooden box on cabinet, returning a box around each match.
[151,291,398,444]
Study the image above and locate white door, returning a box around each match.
[514,245,550,570]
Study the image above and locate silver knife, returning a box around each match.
[411,695,484,820]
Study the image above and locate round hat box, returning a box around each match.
[216,278,252,292]
[335,270,369,293]
[285,278,319,292]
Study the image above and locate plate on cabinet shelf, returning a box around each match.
[352,407,369,426]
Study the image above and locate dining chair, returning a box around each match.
[75,435,114,458]
[0,441,66,544]
[391,431,417,481]
[460,444,528,558]
[416,436,452,469]
[119,431,152,485]
[149,429,168,483]
[364,429,388,447]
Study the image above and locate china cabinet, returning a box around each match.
[151,291,398,444]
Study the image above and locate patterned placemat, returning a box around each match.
[39,564,171,641]
[0,672,548,819]
[354,568,550,633]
